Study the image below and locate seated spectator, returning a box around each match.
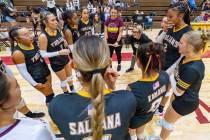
[0,2,16,26]
[0,72,56,140]
[193,11,207,22]
[132,10,145,26]
[201,0,210,11]
[0,0,14,11]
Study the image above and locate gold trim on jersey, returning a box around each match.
[139,73,159,82]
[182,57,201,65]
[18,43,34,51]
[173,24,188,32]
[45,28,57,36]
[77,89,112,98]
[177,77,190,89]
[81,19,90,25]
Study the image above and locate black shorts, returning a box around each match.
[29,63,51,84]
[130,113,153,129]
[172,95,199,116]
[50,61,69,72]
[34,71,50,84]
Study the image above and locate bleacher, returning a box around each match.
[11,0,204,28]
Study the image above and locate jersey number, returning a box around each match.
[163,43,167,52]
[83,134,112,140]
[148,98,162,113]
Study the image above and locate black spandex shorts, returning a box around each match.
[172,95,199,116]
[50,60,69,72]
[130,113,153,129]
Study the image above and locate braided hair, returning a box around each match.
[8,26,22,52]
[72,35,110,140]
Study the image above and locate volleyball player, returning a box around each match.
[128,42,170,140]
[38,12,74,94]
[62,10,79,55]
[150,30,209,140]
[155,4,192,115]
[9,26,55,104]
[126,25,152,72]
[0,58,45,118]
[49,36,137,140]
[0,72,56,140]
[104,6,124,71]
[78,7,94,36]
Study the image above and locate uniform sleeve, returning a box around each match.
[176,68,199,91]
[143,34,152,43]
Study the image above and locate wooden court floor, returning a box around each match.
[9,58,210,140]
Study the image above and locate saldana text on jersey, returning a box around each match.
[69,113,121,135]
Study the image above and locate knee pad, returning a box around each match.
[60,80,67,88]
[130,135,137,140]
[157,119,174,131]
[16,98,26,110]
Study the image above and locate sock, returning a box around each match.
[158,105,164,113]
[137,134,145,140]
[25,111,33,117]
[64,91,69,94]
[130,55,136,69]
[69,85,74,91]
[25,111,45,118]
[131,135,137,140]
[45,93,55,103]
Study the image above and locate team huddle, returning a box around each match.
[0,2,210,140]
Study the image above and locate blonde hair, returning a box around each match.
[183,30,210,53]
[72,36,110,140]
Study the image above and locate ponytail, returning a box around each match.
[9,26,22,52]
[136,42,165,74]
[183,30,210,53]
[72,36,110,140]
[90,73,105,140]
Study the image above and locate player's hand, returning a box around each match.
[113,42,119,47]
[104,67,119,90]
[35,83,46,89]
[59,49,70,55]
[165,20,174,29]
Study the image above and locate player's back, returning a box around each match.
[49,90,137,140]
[128,71,169,128]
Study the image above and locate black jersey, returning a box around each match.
[78,19,94,36]
[49,90,136,140]
[63,24,79,43]
[128,71,170,128]
[0,59,6,73]
[162,25,192,70]
[174,57,205,103]
[130,33,152,48]
[14,43,50,82]
[42,30,69,66]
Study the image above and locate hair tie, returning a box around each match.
[88,67,108,75]
[90,69,102,75]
